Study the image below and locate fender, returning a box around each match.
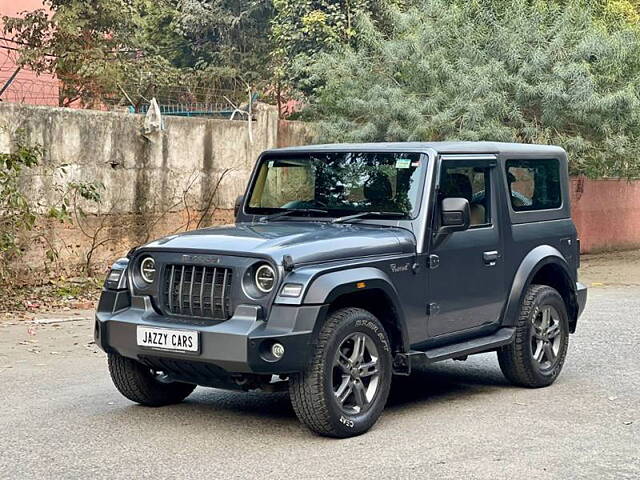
[303,267,410,351]
[503,245,577,327]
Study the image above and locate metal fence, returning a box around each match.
[0,47,252,118]
[115,83,256,119]
[0,74,253,119]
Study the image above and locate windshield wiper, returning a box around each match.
[260,208,329,222]
[332,211,406,224]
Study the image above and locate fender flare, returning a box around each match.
[303,267,410,351]
[503,245,577,327]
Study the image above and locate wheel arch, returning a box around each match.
[504,246,579,333]
[303,267,410,353]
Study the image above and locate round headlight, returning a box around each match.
[140,257,156,284]
[255,264,275,293]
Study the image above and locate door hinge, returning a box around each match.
[426,302,440,316]
[428,254,440,269]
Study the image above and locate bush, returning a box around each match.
[0,134,42,274]
[0,130,104,283]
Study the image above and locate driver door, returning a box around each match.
[427,159,506,338]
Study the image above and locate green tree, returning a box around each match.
[300,0,640,177]
[2,1,195,107]
[176,0,274,84]
[600,0,640,25]
[270,0,406,94]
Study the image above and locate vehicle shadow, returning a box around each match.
[385,358,510,411]
[170,356,510,420]
[109,357,512,436]
[186,389,294,420]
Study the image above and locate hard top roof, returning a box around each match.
[266,141,566,157]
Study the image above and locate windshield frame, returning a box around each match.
[242,150,429,222]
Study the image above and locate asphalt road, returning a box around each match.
[0,286,638,480]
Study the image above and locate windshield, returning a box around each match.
[246,152,426,219]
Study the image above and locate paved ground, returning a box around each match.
[1,285,639,478]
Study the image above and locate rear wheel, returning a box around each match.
[289,307,393,437]
[108,353,196,406]
[498,285,569,388]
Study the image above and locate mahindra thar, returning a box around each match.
[96,142,587,437]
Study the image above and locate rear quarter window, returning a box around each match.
[506,159,562,211]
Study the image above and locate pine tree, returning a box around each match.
[302,0,640,177]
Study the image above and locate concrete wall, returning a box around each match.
[0,102,310,214]
[571,177,640,253]
[0,103,312,278]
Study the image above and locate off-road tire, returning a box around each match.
[498,284,569,388]
[289,307,393,438]
[108,353,196,406]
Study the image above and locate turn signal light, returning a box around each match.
[281,283,303,297]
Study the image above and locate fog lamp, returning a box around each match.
[271,343,285,359]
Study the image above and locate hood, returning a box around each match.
[142,222,416,265]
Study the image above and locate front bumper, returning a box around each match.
[95,290,323,375]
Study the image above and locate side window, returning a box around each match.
[506,159,561,211]
[440,164,491,226]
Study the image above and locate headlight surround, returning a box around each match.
[242,262,278,299]
[255,264,276,293]
[140,256,156,284]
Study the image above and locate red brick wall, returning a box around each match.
[571,177,640,253]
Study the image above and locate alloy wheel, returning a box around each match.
[332,332,381,414]
[531,305,563,371]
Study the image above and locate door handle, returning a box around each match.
[483,250,499,265]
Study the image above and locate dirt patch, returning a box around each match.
[0,278,100,322]
[580,249,640,287]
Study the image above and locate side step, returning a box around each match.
[393,328,515,375]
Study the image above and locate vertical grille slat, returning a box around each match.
[199,266,206,317]
[163,264,232,321]
[188,266,195,316]
[178,265,185,314]
[210,267,217,318]
[168,265,175,312]
[221,268,228,319]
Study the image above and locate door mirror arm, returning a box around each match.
[234,195,244,218]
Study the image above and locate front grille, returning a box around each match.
[163,265,232,321]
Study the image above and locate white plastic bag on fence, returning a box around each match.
[143,98,164,140]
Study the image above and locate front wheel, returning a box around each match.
[108,353,196,406]
[289,308,393,437]
[498,285,570,388]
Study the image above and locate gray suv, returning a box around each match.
[96,142,587,437]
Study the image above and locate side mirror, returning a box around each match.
[440,197,470,233]
[234,195,244,218]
